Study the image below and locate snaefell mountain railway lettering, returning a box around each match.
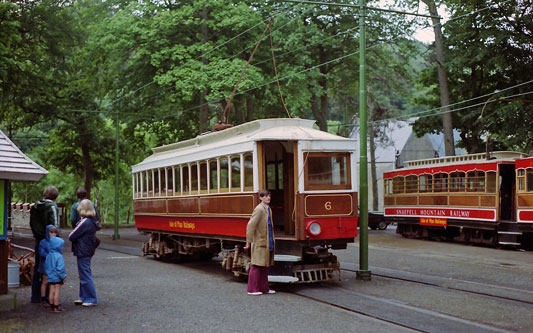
[394,208,471,218]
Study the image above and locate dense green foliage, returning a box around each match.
[1,0,530,222]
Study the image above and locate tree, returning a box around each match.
[414,0,533,153]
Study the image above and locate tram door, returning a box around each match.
[260,141,296,237]
[499,164,515,221]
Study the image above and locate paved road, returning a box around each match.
[1,228,407,332]
[3,226,533,332]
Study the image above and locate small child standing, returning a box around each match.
[38,225,57,307]
[44,235,67,312]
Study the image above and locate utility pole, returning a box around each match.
[357,0,370,280]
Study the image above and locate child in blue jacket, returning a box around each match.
[45,236,67,312]
[38,225,57,307]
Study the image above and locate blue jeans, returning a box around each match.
[77,256,98,303]
[31,239,42,302]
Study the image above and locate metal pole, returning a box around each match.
[113,111,120,240]
[357,0,371,281]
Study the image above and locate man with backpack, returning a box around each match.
[30,186,59,303]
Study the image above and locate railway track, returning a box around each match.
[340,264,533,306]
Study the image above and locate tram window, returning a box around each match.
[174,166,181,195]
[154,169,160,196]
[231,155,241,192]
[450,172,466,192]
[161,168,167,196]
[405,175,418,193]
[517,169,525,192]
[199,162,208,193]
[191,163,198,194]
[244,153,253,191]
[209,160,218,192]
[486,171,497,193]
[419,174,433,193]
[384,179,393,195]
[147,170,153,197]
[167,168,173,196]
[467,171,485,192]
[527,169,533,192]
[182,165,190,195]
[393,176,405,194]
[304,152,350,190]
[434,173,448,192]
[220,158,229,192]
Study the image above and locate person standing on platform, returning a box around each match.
[70,187,99,228]
[29,186,59,303]
[244,189,276,296]
[38,225,58,307]
[44,234,67,312]
[69,199,101,307]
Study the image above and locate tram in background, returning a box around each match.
[383,151,533,249]
[131,118,358,283]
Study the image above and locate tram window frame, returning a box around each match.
[527,168,533,192]
[219,157,229,192]
[174,166,181,196]
[140,171,146,197]
[304,152,351,190]
[209,159,218,193]
[486,171,497,193]
[230,155,241,192]
[384,179,393,195]
[182,164,190,195]
[199,161,208,194]
[244,153,253,191]
[167,167,173,196]
[147,170,153,197]
[419,174,433,193]
[191,163,199,194]
[467,170,485,192]
[450,172,466,192]
[405,175,418,193]
[392,176,405,194]
[434,173,448,192]
[154,169,161,197]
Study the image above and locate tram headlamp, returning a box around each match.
[307,221,322,236]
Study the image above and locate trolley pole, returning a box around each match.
[356,0,371,281]
[113,110,120,240]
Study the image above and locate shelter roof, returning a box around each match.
[0,129,48,182]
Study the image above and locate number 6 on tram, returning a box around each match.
[131,118,359,283]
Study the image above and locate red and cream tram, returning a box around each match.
[383,151,533,249]
[131,118,358,282]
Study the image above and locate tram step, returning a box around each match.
[498,241,521,246]
[497,231,522,235]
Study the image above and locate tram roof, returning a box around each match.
[383,151,528,178]
[133,118,354,172]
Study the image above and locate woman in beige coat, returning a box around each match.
[244,189,276,296]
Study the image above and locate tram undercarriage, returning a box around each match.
[141,232,341,283]
[393,219,533,250]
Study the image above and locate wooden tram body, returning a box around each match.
[131,118,358,282]
[383,151,533,249]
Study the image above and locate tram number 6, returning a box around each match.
[324,201,332,211]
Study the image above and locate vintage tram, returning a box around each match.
[131,118,358,282]
[383,151,533,249]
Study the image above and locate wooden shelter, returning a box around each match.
[0,129,47,294]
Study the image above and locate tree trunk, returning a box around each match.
[199,6,209,133]
[367,95,379,212]
[245,96,254,122]
[311,93,327,131]
[81,141,93,199]
[423,0,455,156]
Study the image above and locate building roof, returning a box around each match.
[0,129,48,182]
